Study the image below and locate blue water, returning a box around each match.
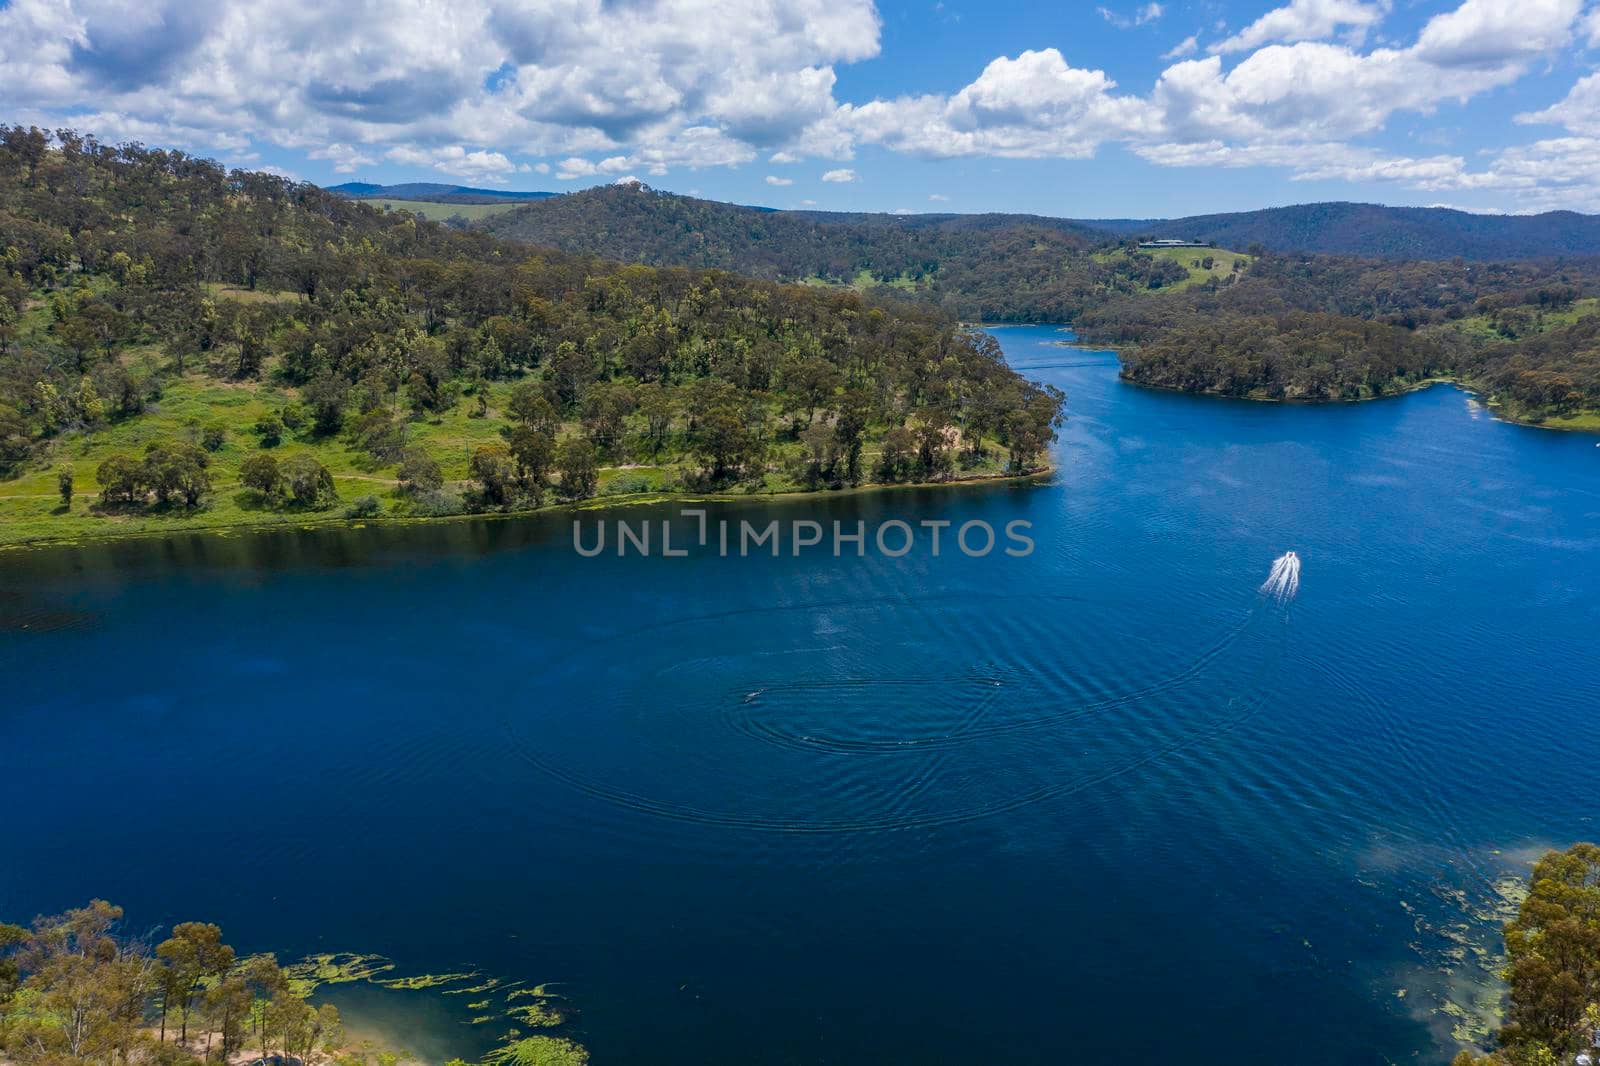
[3,326,1597,1064]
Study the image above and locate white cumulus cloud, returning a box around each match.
[0,0,878,179]
[828,0,1590,207]
[308,144,377,174]
[1518,71,1600,135]
[839,48,1157,159]
[0,0,1596,209]
[1210,0,1389,55]
[386,145,519,183]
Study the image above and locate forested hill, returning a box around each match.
[1073,252,1600,425]
[0,125,1065,546]
[482,186,1600,265]
[477,183,1176,321]
[1079,202,1600,261]
[471,182,1600,426]
[481,183,1107,274]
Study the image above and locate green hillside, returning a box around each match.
[360,198,529,222]
[0,126,1064,547]
[480,183,1189,321]
[1087,202,1600,260]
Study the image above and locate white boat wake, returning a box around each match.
[1260,551,1301,603]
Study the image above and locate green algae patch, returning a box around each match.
[283,953,486,997]
[1397,870,1529,1053]
[279,952,583,1060]
[508,986,560,1001]
[483,1036,589,1066]
[284,952,397,995]
[502,986,567,1028]
[444,977,516,996]
[504,1002,565,1028]
[375,970,479,991]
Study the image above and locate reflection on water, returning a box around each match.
[3,326,1598,1065]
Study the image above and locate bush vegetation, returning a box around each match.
[0,127,1064,545]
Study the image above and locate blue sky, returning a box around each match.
[2,0,1599,217]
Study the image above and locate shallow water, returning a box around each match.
[3,326,1597,1064]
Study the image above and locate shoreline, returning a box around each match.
[1035,321,1599,434]
[1113,372,1600,433]
[0,464,1055,554]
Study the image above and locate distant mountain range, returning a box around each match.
[477,184,1106,275]
[332,179,1600,261]
[329,182,558,205]
[1076,202,1600,260]
[483,185,1600,261]
[474,183,1132,321]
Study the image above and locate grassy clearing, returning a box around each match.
[850,268,923,292]
[1,379,381,544]
[1489,404,1600,432]
[1434,316,1505,343]
[0,370,1021,548]
[356,199,530,222]
[1092,246,1251,291]
[1434,297,1600,343]
[797,270,924,293]
[1539,296,1600,329]
[0,373,563,545]
[1151,246,1251,289]
[1538,412,1600,431]
[201,282,303,305]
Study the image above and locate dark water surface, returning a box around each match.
[4,326,1597,1064]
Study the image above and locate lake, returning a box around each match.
[3,325,1597,1064]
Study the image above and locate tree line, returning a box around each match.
[0,901,348,1066]
[0,901,589,1066]
[475,183,1600,423]
[1073,252,1600,415]
[1454,843,1600,1066]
